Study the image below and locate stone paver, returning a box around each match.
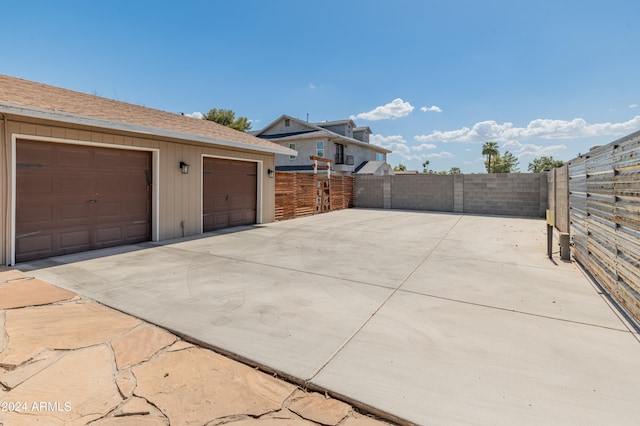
[89,417,168,426]
[111,324,176,369]
[115,369,137,398]
[0,269,392,426]
[0,349,63,389]
[1,344,122,426]
[131,346,296,424]
[0,274,76,309]
[114,396,152,416]
[289,392,352,425]
[0,301,140,368]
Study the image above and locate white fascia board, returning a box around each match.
[0,103,297,156]
[270,130,391,154]
[334,135,392,154]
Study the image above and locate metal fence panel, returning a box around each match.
[569,157,588,265]
[568,131,640,324]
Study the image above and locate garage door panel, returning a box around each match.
[229,212,246,226]
[59,230,91,251]
[16,234,53,259]
[202,157,257,232]
[58,203,92,222]
[123,201,150,215]
[17,144,54,167]
[56,147,93,168]
[17,174,54,194]
[16,140,152,262]
[122,174,149,192]
[95,227,123,245]
[16,204,54,224]
[213,214,230,228]
[94,176,119,194]
[94,150,125,168]
[202,214,213,229]
[124,152,151,168]
[95,202,123,219]
[126,223,150,240]
[56,174,93,194]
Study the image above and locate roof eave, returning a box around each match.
[266,130,391,154]
[0,103,296,156]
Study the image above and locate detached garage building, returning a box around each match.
[0,74,295,265]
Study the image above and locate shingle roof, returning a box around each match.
[0,74,294,155]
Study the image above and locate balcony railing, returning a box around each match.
[335,154,354,166]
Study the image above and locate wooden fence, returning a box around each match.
[274,172,354,221]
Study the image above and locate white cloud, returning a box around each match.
[425,151,454,159]
[501,141,567,158]
[309,83,316,89]
[370,134,410,154]
[630,104,638,109]
[185,111,203,119]
[351,98,414,121]
[420,105,442,113]
[412,143,437,151]
[414,116,640,143]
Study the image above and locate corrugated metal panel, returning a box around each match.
[555,165,570,233]
[569,157,588,265]
[548,168,555,214]
[613,137,640,303]
[569,131,640,324]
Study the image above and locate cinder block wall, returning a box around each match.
[354,175,385,208]
[355,173,546,217]
[463,174,545,217]
[391,175,454,211]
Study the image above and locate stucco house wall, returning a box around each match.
[255,115,390,175]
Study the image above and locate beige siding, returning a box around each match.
[261,118,308,136]
[0,116,275,265]
[1,116,8,263]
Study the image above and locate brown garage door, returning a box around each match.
[203,157,257,232]
[16,140,152,262]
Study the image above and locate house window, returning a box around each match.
[376,153,384,161]
[289,143,296,160]
[316,141,324,157]
[284,118,290,127]
[335,143,345,164]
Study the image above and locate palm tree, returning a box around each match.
[422,160,430,173]
[482,142,499,173]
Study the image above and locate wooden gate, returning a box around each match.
[275,172,354,221]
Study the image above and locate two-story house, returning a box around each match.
[253,115,392,175]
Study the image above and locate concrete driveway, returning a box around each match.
[19,209,640,425]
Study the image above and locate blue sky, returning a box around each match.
[3,0,640,173]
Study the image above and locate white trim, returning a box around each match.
[10,134,160,265]
[0,103,296,156]
[200,154,264,234]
